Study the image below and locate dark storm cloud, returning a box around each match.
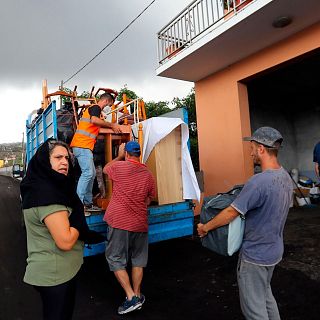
[0,0,190,89]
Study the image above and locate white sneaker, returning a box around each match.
[84,210,91,217]
[84,204,102,213]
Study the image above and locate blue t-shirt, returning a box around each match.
[313,142,320,164]
[231,167,293,266]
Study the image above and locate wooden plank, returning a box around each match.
[146,126,183,205]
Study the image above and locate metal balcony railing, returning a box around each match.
[157,0,254,65]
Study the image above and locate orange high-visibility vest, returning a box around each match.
[70,107,100,151]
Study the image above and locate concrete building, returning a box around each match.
[156,0,320,197]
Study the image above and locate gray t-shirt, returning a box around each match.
[231,167,293,266]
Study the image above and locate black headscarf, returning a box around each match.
[20,139,106,244]
[20,138,79,209]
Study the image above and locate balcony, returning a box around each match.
[156,0,320,82]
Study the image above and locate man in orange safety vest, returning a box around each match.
[71,93,122,212]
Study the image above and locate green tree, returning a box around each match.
[188,136,199,171]
[144,101,171,118]
[117,84,139,102]
[172,87,196,134]
[59,87,71,104]
[60,87,91,104]
[117,85,172,118]
[79,91,90,98]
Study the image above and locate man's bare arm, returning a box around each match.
[91,116,122,133]
[197,206,240,237]
[103,143,125,174]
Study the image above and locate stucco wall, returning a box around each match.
[195,22,320,195]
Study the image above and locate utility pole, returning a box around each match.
[21,132,25,166]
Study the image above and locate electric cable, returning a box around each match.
[62,0,156,85]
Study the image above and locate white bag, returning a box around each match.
[227,215,245,256]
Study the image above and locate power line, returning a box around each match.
[62,0,156,86]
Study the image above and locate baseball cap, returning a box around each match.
[243,127,283,148]
[125,141,141,153]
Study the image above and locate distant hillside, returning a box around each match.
[0,142,25,166]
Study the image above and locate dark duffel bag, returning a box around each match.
[200,185,244,256]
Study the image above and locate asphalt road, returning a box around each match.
[0,166,12,176]
[1,175,320,320]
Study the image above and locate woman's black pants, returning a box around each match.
[34,276,77,320]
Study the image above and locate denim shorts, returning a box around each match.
[105,227,148,272]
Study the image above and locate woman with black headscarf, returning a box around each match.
[20,139,103,320]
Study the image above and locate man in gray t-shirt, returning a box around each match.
[232,167,292,266]
[198,127,293,320]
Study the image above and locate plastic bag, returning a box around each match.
[200,185,245,256]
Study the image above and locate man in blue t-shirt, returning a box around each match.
[313,141,320,179]
[198,127,293,320]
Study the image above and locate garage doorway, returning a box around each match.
[245,48,320,180]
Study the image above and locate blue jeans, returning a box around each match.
[237,259,280,320]
[73,147,96,205]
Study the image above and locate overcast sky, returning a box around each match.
[0,0,193,143]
